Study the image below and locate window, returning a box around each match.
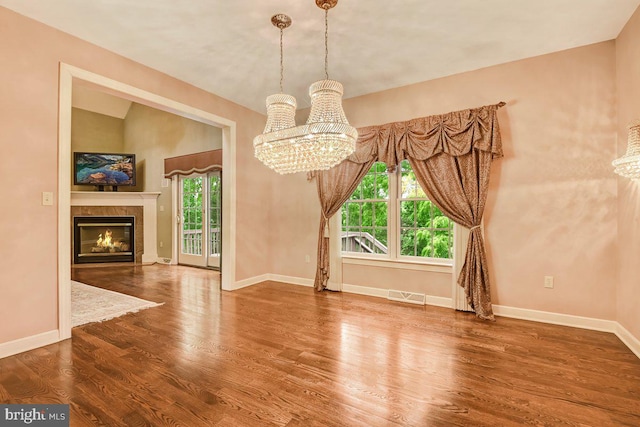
[341,160,453,263]
[342,163,389,255]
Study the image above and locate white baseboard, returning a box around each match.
[0,330,61,360]
[342,283,453,309]
[615,323,640,359]
[266,274,314,288]
[426,295,454,308]
[230,274,271,290]
[231,274,313,291]
[342,283,388,298]
[492,305,617,333]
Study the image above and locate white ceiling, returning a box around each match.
[1,0,639,113]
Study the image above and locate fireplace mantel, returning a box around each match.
[71,191,160,264]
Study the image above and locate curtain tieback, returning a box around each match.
[469,225,481,232]
[322,211,330,238]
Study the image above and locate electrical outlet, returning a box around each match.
[159,241,164,248]
[544,276,554,288]
[305,254,310,263]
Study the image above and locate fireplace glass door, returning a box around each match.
[74,216,135,264]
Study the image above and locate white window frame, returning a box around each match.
[341,161,454,268]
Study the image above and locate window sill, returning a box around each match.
[341,255,453,274]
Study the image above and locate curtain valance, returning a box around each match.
[342,102,505,170]
[164,149,222,178]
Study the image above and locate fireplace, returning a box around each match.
[73,216,135,264]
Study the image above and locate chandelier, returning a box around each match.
[253,0,358,174]
[613,121,640,179]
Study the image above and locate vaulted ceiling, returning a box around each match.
[1,0,638,113]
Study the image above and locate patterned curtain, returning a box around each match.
[313,102,504,320]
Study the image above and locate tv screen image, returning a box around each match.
[74,153,136,186]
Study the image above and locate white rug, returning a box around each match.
[71,281,163,327]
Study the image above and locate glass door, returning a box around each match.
[178,172,222,269]
[208,171,221,268]
[179,175,206,267]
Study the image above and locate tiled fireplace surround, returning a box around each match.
[70,192,160,265]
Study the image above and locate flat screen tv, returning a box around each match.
[74,152,136,190]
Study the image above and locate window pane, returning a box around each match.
[341,162,391,256]
[433,230,451,259]
[374,227,388,252]
[400,228,415,256]
[398,161,453,260]
[415,200,432,227]
[361,202,373,226]
[373,202,387,227]
[400,159,428,199]
[375,170,389,199]
[344,203,361,227]
[416,229,433,258]
[400,200,414,227]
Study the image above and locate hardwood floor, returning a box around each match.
[1,264,639,426]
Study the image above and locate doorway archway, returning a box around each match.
[58,63,237,340]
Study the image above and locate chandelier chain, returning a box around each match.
[280,27,284,93]
[324,8,329,80]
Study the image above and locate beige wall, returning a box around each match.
[353,42,618,319]
[123,103,222,258]
[282,42,619,319]
[0,6,269,344]
[71,108,125,153]
[70,108,125,191]
[616,7,640,339]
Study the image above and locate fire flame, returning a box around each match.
[96,229,113,248]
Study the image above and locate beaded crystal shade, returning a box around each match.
[254,80,357,174]
[253,0,357,175]
[612,121,640,179]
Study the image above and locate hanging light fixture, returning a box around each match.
[253,13,298,172]
[613,121,640,179]
[253,0,357,174]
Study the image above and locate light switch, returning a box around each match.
[42,192,54,206]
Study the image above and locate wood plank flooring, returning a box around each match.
[1,264,639,426]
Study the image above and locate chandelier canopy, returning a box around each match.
[613,121,640,179]
[253,0,357,175]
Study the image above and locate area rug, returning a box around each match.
[71,281,163,327]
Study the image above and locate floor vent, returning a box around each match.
[387,290,426,305]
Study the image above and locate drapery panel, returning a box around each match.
[313,102,504,319]
[314,160,376,291]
